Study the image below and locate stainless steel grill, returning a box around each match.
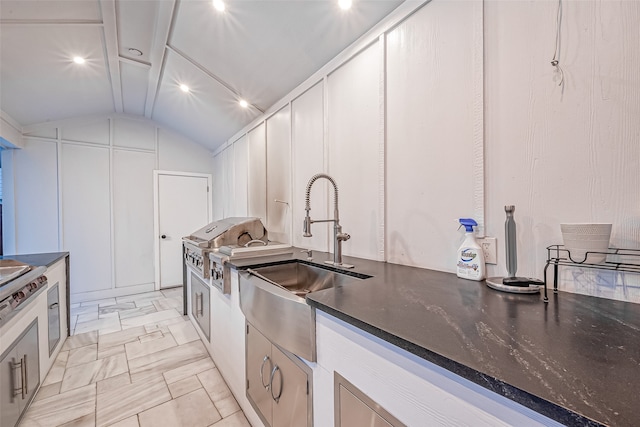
[183,217,291,293]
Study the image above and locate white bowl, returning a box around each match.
[560,223,612,264]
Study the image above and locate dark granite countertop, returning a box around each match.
[1,252,68,268]
[229,249,640,427]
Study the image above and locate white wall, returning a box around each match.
[4,114,214,302]
[484,0,640,302]
[0,112,24,148]
[213,0,481,262]
[213,0,640,304]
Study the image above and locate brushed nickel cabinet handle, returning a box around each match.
[260,355,271,390]
[196,293,203,316]
[269,364,282,403]
[11,358,22,400]
[21,354,27,398]
[49,302,59,309]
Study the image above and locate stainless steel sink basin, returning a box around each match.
[247,261,370,298]
[239,260,371,361]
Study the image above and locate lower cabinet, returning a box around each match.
[334,372,405,427]
[246,322,312,427]
[190,272,211,342]
[0,319,40,427]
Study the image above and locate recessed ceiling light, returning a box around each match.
[239,99,249,108]
[180,84,190,93]
[128,48,143,56]
[73,56,86,64]
[213,0,225,12]
[338,0,352,10]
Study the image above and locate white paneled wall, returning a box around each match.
[61,143,112,293]
[265,106,292,244]
[213,0,478,266]
[4,115,214,302]
[292,82,329,252]
[113,149,156,288]
[157,127,213,174]
[327,42,383,261]
[233,136,249,217]
[11,139,59,254]
[386,0,482,271]
[222,146,235,218]
[247,123,267,223]
[212,0,640,303]
[212,149,225,220]
[483,0,640,302]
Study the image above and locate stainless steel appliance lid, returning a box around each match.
[0,265,47,302]
[0,259,32,287]
[183,217,268,248]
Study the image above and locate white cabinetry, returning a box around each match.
[185,266,263,427]
[0,257,68,427]
[315,311,561,427]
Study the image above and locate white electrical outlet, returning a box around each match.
[477,237,497,264]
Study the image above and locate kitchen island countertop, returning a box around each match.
[229,249,640,427]
[0,252,68,268]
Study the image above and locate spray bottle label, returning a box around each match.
[458,248,480,273]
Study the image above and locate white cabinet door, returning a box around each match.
[156,172,211,289]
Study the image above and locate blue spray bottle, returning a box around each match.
[456,218,485,281]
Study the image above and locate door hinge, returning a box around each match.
[306,379,309,395]
[207,186,210,192]
[247,379,249,390]
[246,324,249,335]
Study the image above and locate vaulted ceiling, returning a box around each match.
[0,0,404,151]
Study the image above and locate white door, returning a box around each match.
[154,171,212,289]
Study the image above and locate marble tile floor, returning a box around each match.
[20,287,251,427]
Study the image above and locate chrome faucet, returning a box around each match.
[303,173,353,268]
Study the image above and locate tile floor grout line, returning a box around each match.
[27,290,251,427]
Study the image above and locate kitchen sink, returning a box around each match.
[239,260,371,361]
[247,260,371,298]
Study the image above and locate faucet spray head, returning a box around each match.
[303,213,312,237]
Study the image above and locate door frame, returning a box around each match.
[153,170,213,291]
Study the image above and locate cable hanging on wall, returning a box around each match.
[551,0,565,90]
